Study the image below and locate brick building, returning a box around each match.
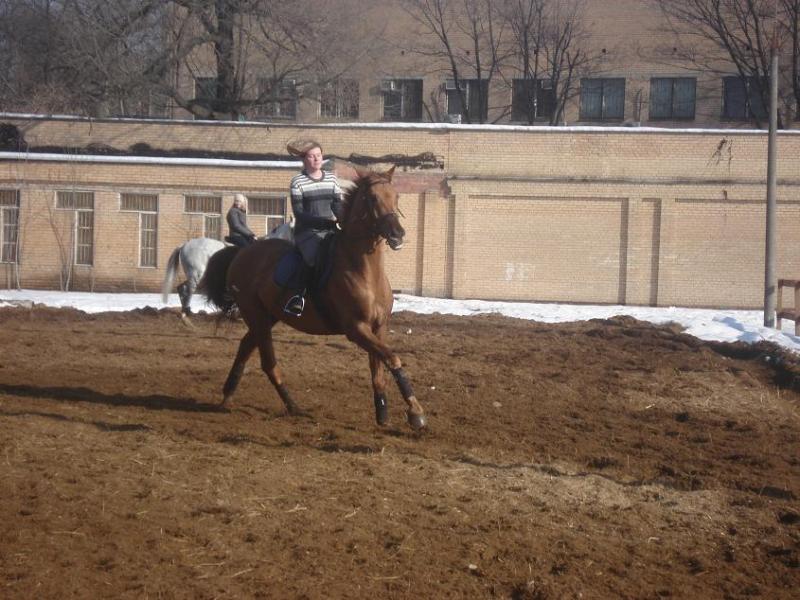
[1,114,799,309]
[141,0,800,129]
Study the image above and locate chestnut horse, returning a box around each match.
[199,167,426,430]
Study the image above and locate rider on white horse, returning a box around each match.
[226,194,256,248]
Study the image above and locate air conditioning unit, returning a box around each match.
[445,79,457,90]
[447,113,462,124]
[380,79,397,92]
[540,79,553,90]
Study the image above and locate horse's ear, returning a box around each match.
[352,164,371,179]
[384,166,396,182]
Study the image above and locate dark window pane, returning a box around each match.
[603,79,625,119]
[383,89,402,120]
[256,78,297,120]
[649,78,673,119]
[673,78,696,118]
[538,83,556,119]
[321,79,359,118]
[723,76,748,119]
[580,78,603,119]
[401,79,423,121]
[446,86,465,117]
[748,78,768,120]
[512,79,555,122]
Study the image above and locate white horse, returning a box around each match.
[162,222,294,322]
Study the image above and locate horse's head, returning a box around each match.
[344,165,405,250]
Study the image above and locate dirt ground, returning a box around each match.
[0,305,799,599]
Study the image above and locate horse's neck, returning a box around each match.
[337,234,384,277]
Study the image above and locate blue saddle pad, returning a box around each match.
[273,249,306,289]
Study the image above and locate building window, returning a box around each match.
[256,78,297,120]
[446,78,489,122]
[511,78,556,122]
[56,190,94,210]
[121,193,158,267]
[0,189,20,263]
[320,78,359,118]
[382,79,423,121]
[184,195,223,240]
[248,194,288,234]
[204,215,222,239]
[75,210,94,266]
[56,191,94,266]
[140,213,158,267]
[580,78,625,120]
[184,195,222,214]
[194,77,218,109]
[649,77,696,120]
[722,76,767,120]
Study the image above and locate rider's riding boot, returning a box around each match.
[284,288,306,317]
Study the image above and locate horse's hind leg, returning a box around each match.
[222,329,259,407]
[255,320,305,417]
[177,281,192,315]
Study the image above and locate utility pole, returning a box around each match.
[763,39,779,327]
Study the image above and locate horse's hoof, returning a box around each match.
[287,405,310,418]
[406,411,427,430]
[375,404,389,426]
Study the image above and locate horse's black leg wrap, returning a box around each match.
[390,367,414,399]
[373,392,389,425]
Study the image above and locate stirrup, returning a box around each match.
[283,294,305,317]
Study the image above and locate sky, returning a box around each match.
[1,289,798,355]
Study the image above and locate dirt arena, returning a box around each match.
[1,304,798,599]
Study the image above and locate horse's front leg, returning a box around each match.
[369,350,389,426]
[347,322,426,430]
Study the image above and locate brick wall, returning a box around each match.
[2,116,800,308]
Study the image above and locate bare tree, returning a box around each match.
[503,0,601,125]
[402,0,507,123]
[0,0,386,120]
[652,0,798,127]
[782,0,800,117]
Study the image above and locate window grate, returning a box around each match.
[140,212,158,267]
[121,193,158,212]
[185,195,222,214]
[248,195,286,216]
[57,190,94,210]
[75,210,94,265]
[0,189,20,207]
[205,214,222,240]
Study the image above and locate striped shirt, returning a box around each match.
[289,170,344,233]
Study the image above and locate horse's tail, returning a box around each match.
[161,245,182,303]
[198,245,241,316]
